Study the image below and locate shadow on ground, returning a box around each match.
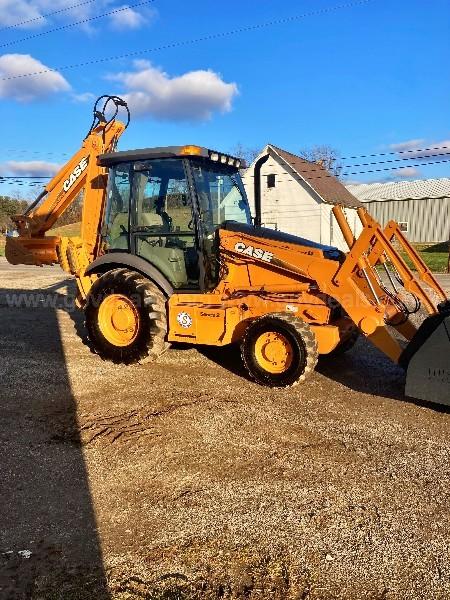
[0,283,109,599]
[317,338,406,400]
[199,332,449,413]
[198,334,408,401]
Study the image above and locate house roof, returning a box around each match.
[346,177,450,203]
[268,144,363,208]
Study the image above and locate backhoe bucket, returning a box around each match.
[401,308,450,405]
[5,235,59,266]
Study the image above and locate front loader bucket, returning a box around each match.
[400,307,450,405]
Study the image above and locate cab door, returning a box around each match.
[131,158,200,289]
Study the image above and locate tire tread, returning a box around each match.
[241,312,318,388]
[84,269,169,364]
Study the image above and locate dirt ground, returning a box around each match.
[1,258,450,600]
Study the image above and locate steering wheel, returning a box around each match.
[144,237,163,247]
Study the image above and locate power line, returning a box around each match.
[243,157,450,180]
[324,158,450,178]
[1,150,447,177]
[340,144,450,161]
[2,157,450,185]
[0,0,99,32]
[0,0,156,49]
[247,151,450,175]
[0,151,69,157]
[0,0,373,81]
[342,151,450,169]
[2,142,450,165]
[262,150,450,174]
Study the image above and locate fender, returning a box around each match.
[85,252,174,297]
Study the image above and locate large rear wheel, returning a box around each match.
[84,268,168,364]
[241,313,318,387]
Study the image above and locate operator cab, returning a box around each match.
[98,145,250,291]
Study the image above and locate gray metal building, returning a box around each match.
[347,178,450,243]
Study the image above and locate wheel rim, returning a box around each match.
[254,331,294,374]
[98,294,140,347]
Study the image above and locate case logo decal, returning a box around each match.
[176,311,193,329]
[234,242,273,262]
[63,156,89,192]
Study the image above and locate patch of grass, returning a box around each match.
[399,241,449,273]
[48,221,81,237]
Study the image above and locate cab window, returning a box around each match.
[191,161,251,235]
[103,163,132,251]
[132,159,199,289]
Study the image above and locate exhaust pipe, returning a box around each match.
[253,153,269,228]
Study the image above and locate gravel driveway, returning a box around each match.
[1,258,449,599]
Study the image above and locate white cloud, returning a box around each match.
[394,167,421,179]
[72,91,95,103]
[109,5,148,30]
[389,139,425,153]
[0,160,61,177]
[344,179,364,185]
[109,60,238,121]
[0,0,156,32]
[389,138,450,159]
[0,0,44,28]
[0,53,70,102]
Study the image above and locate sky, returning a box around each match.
[0,0,449,197]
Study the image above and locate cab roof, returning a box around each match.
[97,145,245,168]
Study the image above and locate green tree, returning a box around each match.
[0,196,29,233]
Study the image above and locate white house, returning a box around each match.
[347,178,450,243]
[242,144,363,252]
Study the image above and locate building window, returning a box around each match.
[262,222,278,230]
[398,221,408,232]
[267,174,276,188]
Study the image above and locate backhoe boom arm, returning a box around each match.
[6,96,128,268]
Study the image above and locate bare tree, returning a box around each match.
[229,143,261,166]
[10,188,35,204]
[298,145,342,177]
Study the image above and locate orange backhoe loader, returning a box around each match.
[6,96,450,404]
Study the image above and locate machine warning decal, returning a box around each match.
[176,311,193,329]
[234,242,273,262]
[63,156,89,192]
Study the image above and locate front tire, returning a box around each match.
[84,268,168,364]
[241,313,318,388]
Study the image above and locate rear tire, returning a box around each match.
[241,313,318,388]
[84,268,169,364]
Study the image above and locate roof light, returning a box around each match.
[180,145,202,156]
[220,155,227,164]
[210,151,219,161]
[234,159,241,168]
[228,156,235,165]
